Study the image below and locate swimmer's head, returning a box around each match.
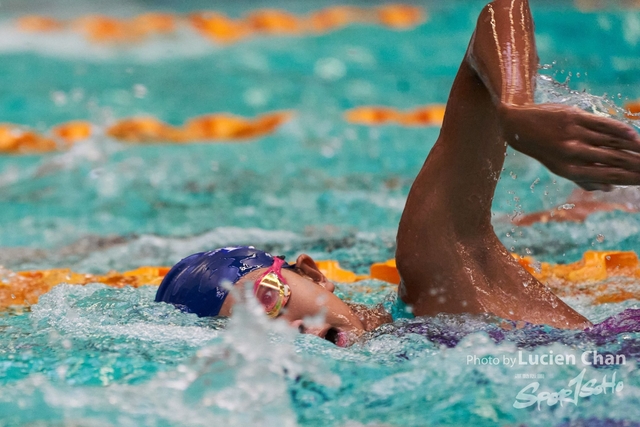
[155,246,284,317]
[156,246,370,346]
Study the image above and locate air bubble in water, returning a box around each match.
[597,234,605,243]
[51,91,67,106]
[133,84,148,99]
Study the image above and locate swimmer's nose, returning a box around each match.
[289,319,305,333]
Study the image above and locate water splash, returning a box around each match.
[536,74,640,132]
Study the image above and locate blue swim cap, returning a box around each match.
[155,246,287,317]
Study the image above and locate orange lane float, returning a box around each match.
[72,15,137,43]
[71,13,178,43]
[0,125,57,154]
[0,112,292,154]
[51,121,93,144]
[16,5,427,44]
[7,251,640,310]
[315,260,370,283]
[625,100,640,120]
[376,4,426,29]
[514,251,640,304]
[345,105,446,127]
[307,6,364,33]
[0,266,169,308]
[106,117,184,143]
[183,111,293,141]
[188,12,251,44]
[16,15,64,32]
[245,9,301,34]
[107,112,293,143]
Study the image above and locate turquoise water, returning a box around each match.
[1,1,640,425]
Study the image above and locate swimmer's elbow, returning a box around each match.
[465,5,499,98]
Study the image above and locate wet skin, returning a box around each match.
[397,0,640,329]
[221,0,640,337]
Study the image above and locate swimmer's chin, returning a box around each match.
[345,302,393,332]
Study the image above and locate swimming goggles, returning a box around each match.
[253,256,291,318]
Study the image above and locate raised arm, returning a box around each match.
[467,0,537,106]
[395,0,640,329]
[472,0,640,190]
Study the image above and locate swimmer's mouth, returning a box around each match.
[323,327,348,347]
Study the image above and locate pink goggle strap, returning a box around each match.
[253,256,287,293]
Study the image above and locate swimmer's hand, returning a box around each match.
[499,103,640,191]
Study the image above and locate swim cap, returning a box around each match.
[155,246,288,317]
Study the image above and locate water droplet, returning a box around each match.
[531,261,542,273]
[510,171,518,180]
[558,203,575,210]
[314,57,347,81]
[596,234,605,243]
[51,91,67,106]
[530,178,540,191]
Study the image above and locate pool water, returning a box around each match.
[1,0,640,425]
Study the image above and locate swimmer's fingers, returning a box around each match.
[560,164,640,186]
[577,114,640,151]
[568,143,640,172]
[579,129,640,154]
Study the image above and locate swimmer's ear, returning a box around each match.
[295,254,335,292]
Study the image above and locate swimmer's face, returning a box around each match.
[219,254,365,347]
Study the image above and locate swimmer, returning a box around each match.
[155,0,640,345]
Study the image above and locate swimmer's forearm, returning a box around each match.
[467,0,537,106]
